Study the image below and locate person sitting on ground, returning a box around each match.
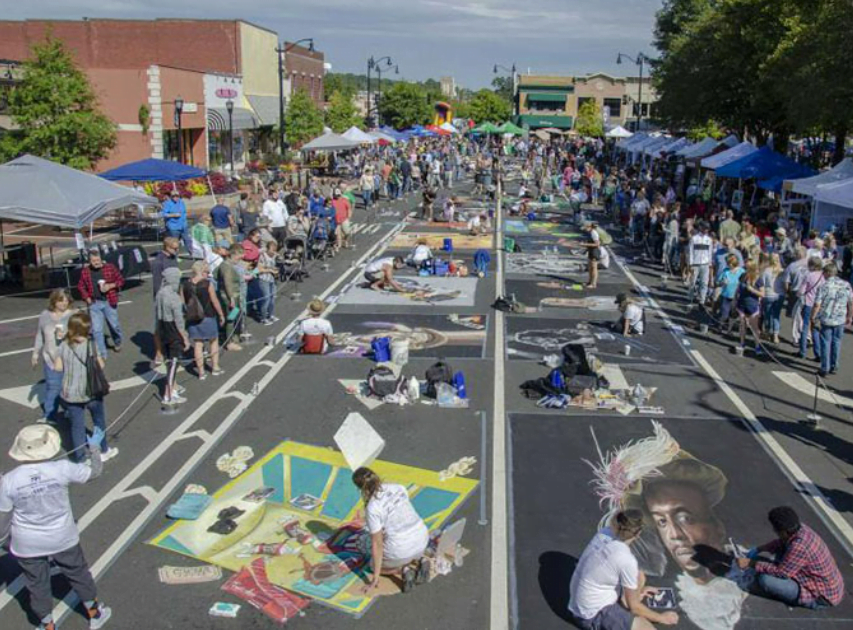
[443,197,457,223]
[364,256,406,292]
[616,293,645,336]
[468,213,490,236]
[581,222,602,289]
[298,299,335,354]
[406,238,434,270]
[737,506,844,610]
[155,267,190,406]
[352,467,430,594]
[0,425,113,630]
[570,509,678,630]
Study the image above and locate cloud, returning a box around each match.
[2,0,662,87]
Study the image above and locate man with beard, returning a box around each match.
[625,455,748,630]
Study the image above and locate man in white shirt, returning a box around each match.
[364,256,406,292]
[262,189,288,247]
[570,510,678,630]
[0,425,112,630]
[688,220,714,307]
[630,191,650,244]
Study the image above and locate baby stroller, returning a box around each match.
[281,235,308,282]
[308,216,335,260]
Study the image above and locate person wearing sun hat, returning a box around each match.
[0,425,112,630]
[298,299,334,354]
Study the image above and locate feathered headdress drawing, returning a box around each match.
[584,420,681,530]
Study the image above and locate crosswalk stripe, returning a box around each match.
[772,370,853,408]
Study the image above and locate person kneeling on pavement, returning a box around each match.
[353,467,430,594]
[737,506,844,610]
[615,293,645,336]
[0,425,113,630]
[364,256,406,292]
[570,509,678,629]
[406,238,434,270]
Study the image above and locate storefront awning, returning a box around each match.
[246,95,280,127]
[524,92,567,103]
[207,107,257,132]
[515,114,573,130]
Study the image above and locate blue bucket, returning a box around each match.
[371,337,391,362]
[442,238,453,252]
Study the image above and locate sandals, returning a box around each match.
[401,565,416,593]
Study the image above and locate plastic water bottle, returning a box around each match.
[453,371,467,399]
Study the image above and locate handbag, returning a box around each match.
[80,341,110,399]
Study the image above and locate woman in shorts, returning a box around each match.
[736,260,765,355]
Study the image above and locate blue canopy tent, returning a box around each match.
[99,158,206,182]
[715,146,813,180]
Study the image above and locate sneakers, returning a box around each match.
[240,332,253,340]
[100,447,119,462]
[199,373,208,381]
[263,318,274,326]
[174,384,186,395]
[270,316,280,323]
[88,603,112,630]
[112,343,122,353]
[211,367,225,376]
[163,394,187,406]
[401,565,416,593]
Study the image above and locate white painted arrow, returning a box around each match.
[0,369,163,410]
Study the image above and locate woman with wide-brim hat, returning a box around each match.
[0,425,112,630]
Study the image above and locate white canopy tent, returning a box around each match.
[367,130,397,143]
[606,125,633,139]
[700,141,757,170]
[439,122,459,135]
[653,137,691,160]
[301,132,361,152]
[812,178,853,232]
[342,126,377,144]
[788,158,853,197]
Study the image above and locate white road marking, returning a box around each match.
[491,183,509,630]
[0,348,34,358]
[773,370,853,408]
[617,250,853,556]
[42,219,412,626]
[0,369,163,410]
[0,300,133,326]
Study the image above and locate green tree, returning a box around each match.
[468,89,511,123]
[0,37,116,169]
[574,99,604,137]
[324,91,362,133]
[491,76,513,102]
[284,88,324,147]
[686,119,726,141]
[378,82,432,129]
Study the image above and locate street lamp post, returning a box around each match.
[276,38,315,154]
[617,52,650,132]
[226,99,234,175]
[174,96,184,164]
[367,56,393,128]
[493,63,517,116]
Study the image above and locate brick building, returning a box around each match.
[0,18,282,170]
[282,42,326,107]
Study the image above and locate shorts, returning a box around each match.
[365,270,383,284]
[589,247,602,261]
[157,321,185,358]
[737,300,760,317]
[573,602,633,630]
[382,551,425,570]
[340,220,353,236]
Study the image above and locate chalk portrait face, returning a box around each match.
[643,479,726,583]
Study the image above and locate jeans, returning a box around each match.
[42,363,64,422]
[64,398,108,462]
[402,175,411,194]
[258,279,276,321]
[689,264,711,305]
[762,296,783,334]
[798,304,821,358]
[167,227,193,256]
[362,190,372,210]
[818,323,843,373]
[89,300,123,358]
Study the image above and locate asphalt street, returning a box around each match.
[1,174,853,630]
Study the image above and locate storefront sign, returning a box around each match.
[216,88,238,99]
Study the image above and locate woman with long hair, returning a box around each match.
[759,252,785,344]
[736,260,765,355]
[32,289,75,423]
[184,261,225,380]
[352,467,429,594]
[55,312,117,463]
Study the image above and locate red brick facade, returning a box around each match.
[284,42,325,106]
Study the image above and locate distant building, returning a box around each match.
[515,73,657,131]
[282,42,326,107]
[440,76,456,99]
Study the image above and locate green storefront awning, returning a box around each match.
[515,114,574,130]
[524,92,567,103]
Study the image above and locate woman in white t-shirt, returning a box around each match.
[353,467,429,593]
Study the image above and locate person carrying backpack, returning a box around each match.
[184,261,225,380]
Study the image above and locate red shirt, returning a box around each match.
[755,524,844,606]
[331,197,351,226]
[241,239,260,264]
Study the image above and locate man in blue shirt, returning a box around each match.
[209,203,233,244]
[162,190,192,255]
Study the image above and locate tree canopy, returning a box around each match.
[378,82,432,129]
[468,89,511,124]
[574,99,604,138]
[324,91,362,133]
[284,88,324,147]
[0,37,116,169]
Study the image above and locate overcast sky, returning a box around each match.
[6,1,662,88]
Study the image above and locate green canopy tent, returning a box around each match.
[471,122,500,134]
[497,121,524,136]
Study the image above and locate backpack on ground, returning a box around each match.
[595,226,613,245]
[425,360,454,398]
[492,295,526,314]
[368,365,403,398]
[182,281,205,326]
[560,343,593,379]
